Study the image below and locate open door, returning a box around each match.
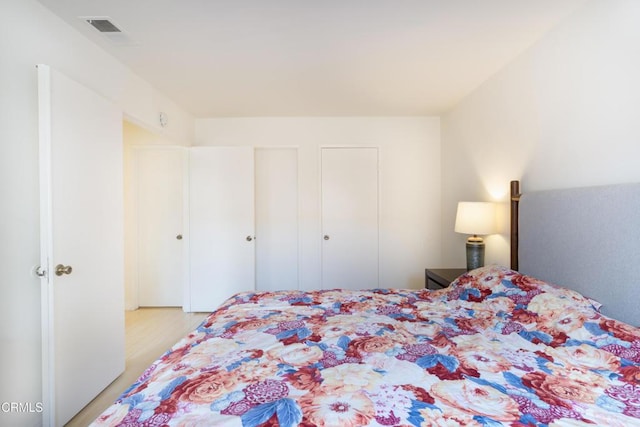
[38,65,125,426]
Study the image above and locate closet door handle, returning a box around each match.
[246,235,254,242]
[324,235,330,241]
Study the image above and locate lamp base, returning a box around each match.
[465,236,485,271]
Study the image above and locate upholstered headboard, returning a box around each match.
[513,181,640,326]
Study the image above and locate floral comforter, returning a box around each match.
[93,266,640,426]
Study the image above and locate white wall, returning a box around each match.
[441,0,640,268]
[195,117,441,290]
[0,1,193,425]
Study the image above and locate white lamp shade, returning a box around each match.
[454,202,497,235]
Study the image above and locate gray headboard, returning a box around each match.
[517,182,640,327]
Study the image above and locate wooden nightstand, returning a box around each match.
[425,268,466,290]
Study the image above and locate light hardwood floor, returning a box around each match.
[66,308,209,426]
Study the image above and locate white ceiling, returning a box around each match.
[36,0,586,118]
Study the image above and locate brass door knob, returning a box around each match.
[55,264,73,276]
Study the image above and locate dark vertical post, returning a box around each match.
[510,180,520,271]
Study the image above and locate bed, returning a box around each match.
[92,181,640,427]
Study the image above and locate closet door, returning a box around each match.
[134,147,186,307]
[321,147,379,289]
[255,148,299,291]
[189,147,255,311]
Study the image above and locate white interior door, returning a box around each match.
[38,65,124,426]
[134,147,186,307]
[321,147,379,289]
[189,147,255,311]
[255,148,299,291]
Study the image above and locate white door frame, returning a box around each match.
[37,64,55,427]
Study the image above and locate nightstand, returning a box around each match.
[425,268,466,290]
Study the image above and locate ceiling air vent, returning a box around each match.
[80,16,137,46]
[86,18,121,33]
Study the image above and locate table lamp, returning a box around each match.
[454,201,497,271]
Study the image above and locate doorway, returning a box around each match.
[123,122,187,310]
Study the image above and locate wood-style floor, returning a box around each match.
[66,308,209,426]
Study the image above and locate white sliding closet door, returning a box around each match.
[255,148,299,291]
[321,147,379,290]
[37,65,124,426]
[189,147,255,311]
[134,147,186,307]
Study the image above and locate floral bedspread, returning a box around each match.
[93,266,640,426]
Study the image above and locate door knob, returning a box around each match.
[55,264,73,276]
[324,235,330,240]
[176,234,183,240]
[246,235,254,242]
